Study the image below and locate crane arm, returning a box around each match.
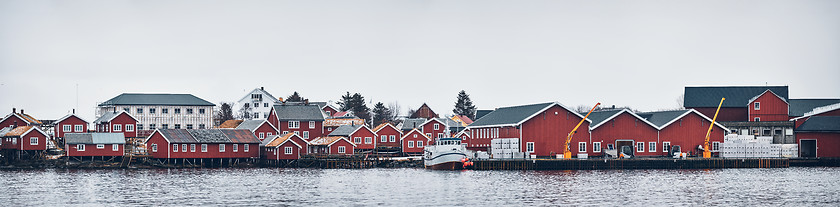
[703,97,725,158]
[563,102,600,158]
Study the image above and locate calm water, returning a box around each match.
[1,167,839,206]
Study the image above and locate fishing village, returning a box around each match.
[1,85,838,170]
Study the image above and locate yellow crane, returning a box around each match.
[703,97,725,158]
[564,102,600,159]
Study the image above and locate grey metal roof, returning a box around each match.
[188,129,230,143]
[66,133,125,144]
[272,104,326,121]
[94,112,119,123]
[586,110,624,128]
[795,116,840,132]
[684,86,788,108]
[236,120,266,131]
[474,110,493,120]
[328,125,362,137]
[99,93,215,106]
[470,102,554,127]
[0,127,13,136]
[636,110,690,128]
[789,99,840,117]
[401,118,427,130]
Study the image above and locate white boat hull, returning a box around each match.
[424,145,467,170]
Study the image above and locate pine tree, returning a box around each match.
[371,102,392,126]
[453,90,476,119]
[338,92,353,111]
[350,93,371,121]
[287,91,304,102]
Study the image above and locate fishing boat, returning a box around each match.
[423,138,469,170]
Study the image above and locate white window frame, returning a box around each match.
[663,142,671,152]
[259,133,265,139]
[285,146,293,154]
[526,142,535,153]
[125,124,134,132]
[78,144,86,151]
[754,102,760,110]
[244,144,249,152]
[636,142,644,152]
[97,144,104,149]
[219,144,225,152]
[417,141,423,147]
[755,117,760,122]
[191,144,196,152]
[365,137,372,144]
[354,137,361,144]
[381,135,387,142]
[389,135,395,142]
[303,131,309,139]
[309,121,315,129]
[593,142,601,153]
[182,144,187,152]
[434,123,439,130]
[75,125,84,132]
[173,144,178,152]
[28,137,38,145]
[201,144,207,152]
[113,124,121,132]
[437,133,443,138]
[293,131,299,136]
[649,142,656,152]
[289,121,300,129]
[408,140,414,148]
[233,144,239,152]
[338,146,346,154]
[426,133,432,138]
[63,125,71,132]
[578,142,586,152]
[267,132,273,137]
[712,141,720,152]
[282,131,288,135]
[113,144,119,151]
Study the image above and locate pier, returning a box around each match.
[471,158,792,170]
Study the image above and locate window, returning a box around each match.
[578,142,586,152]
[137,125,144,131]
[162,108,169,114]
[636,142,644,152]
[264,103,269,107]
[593,142,601,153]
[150,124,156,130]
[408,141,414,148]
[190,144,196,152]
[219,144,225,152]
[173,144,178,152]
[774,129,782,135]
[607,144,614,150]
[150,144,157,152]
[649,142,656,152]
[437,133,443,138]
[123,108,130,112]
[263,113,268,118]
[309,121,315,129]
[267,132,273,137]
[785,129,793,135]
[73,124,83,132]
[712,142,720,151]
[289,121,300,129]
[186,124,193,129]
[78,144,86,151]
[126,124,134,132]
[413,134,417,138]
[754,117,760,122]
[426,133,432,138]
[63,125,71,132]
[417,141,423,147]
[434,124,439,130]
[259,133,265,139]
[293,131,299,136]
[199,109,206,114]
[244,144,249,152]
[182,144,187,152]
[199,124,206,129]
[113,124,122,132]
[112,144,119,151]
[149,108,156,114]
[174,124,181,129]
[282,131,288,135]
[233,144,238,152]
[365,137,372,144]
[754,102,760,110]
[526,142,535,153]
[763,129,771,136]
[245,103,250,108]
[201,144,207,152]
[303,131,309,139]
[187,109,193,114]
[253,102,259,108]
[97,144,104,149]
[174,108,181,114]
[30,137,38,145]
[381,135,387,142]
[338,146,346,153]
[389,135,396,142]
[326,111,331,116]
[254,112,259,118]
[354,137,361,144]
[161,124,168,129]
[285,147,293,154]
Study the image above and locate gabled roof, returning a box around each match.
[400,129,431,141]
[261,133,303,148]
[469,102,588,128]
[328,125,367,137]
[66,133,125,144]
[791,103,840,121]
[795,116,840,132]
[373,123,400,133]
[789,99,840,117]
[410,103,438,119]
[55,114,88,124]
[322,104,339,112]
[454,130,470,138]
[332,111,353,117]
[272,104,326,121]
[636,109,728,130]
[237,88,280,104]
[474,110,493,120]
[148,129,260,144]
[684,86,788,108]
[99,93,215,106]
[323,118,365,127]
[400,118,427,131]
[94,111,138,123]
[0,127,13,137]
[236,119,271,132]
[2,112,43,125]
[2,125,46,137]
[218,120,244,128]
[308,136,356,147]
[218,129,263,143]
[747,89,789,105]
[587,109,660,130]
[452,115,473,126]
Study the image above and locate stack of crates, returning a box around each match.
[721,134,796,158]
[490,138,521,159]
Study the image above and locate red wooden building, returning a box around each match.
[420,118,448,139]
[307,136,355,155]
[467,102,591,157]
[684,86,788,122]
[587,109,660,157]
[455,129,471,144]
[321,104,340,117]
[637,109,728,156]
[795,116,840,158]
[748,89,789,122]
[261,133,305,160]
[94,111,139,138]
[145,129,261,159]
[65,133,124,157]
[373,123,402,148]
[792,103,840,128]
[328,125,376,151]
[409,103,438,119]
[54,114,89,138]
[235,119,279,141]
[400,129,431,154]
[1,125,49,151]
[267,103,326,140]
[1,108,42,128]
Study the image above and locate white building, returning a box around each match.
[97,93,215,133]
[235,87,280,120]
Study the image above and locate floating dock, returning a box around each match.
[471,158,792,170]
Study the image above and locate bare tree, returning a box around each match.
[238,103,253,119]
[676,93,685,110]
[388,101,402,120]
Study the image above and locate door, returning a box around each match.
[616,140,634,157]
[800,140,817,158]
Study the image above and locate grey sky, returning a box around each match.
[1,0,839,122]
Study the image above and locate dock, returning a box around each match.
[471,158,792,170]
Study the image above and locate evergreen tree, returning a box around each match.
[350,93,371,121]
[287,91,304,102]
[453,90,476,119]
[338,92,353,111]
[371,102,393,126]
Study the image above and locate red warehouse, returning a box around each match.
[684,86,788,122]
[748,89,789,122]
[795,116,840,158]
[261,133,305,160]
[637,109,728,156]
[307,136,355,155]
[1,108,42,128]
[268,103,326,140]
[65,133,124,158]
[792,103,840,128]
[94,111,139,138]
[54,114,89,138]
[468,102,591,157]
[328,125,376,152]
[235,119,279,141]
[145,129,261,160]
[587,109,660,157]
[373,123,402,148]
[401,129,431,155]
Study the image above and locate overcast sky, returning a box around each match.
[1,0,839,122]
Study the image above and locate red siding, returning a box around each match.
[517,105,590,157]
[253,122,278,141]
[375,126,402,148]
[323,107,338,117]
[401,130,430,153]
[263,141,301,160]
[66,144,123,157]
[658,112,726,156]
[589,113,659,157]
[330,140,355,155]
[350,127,376,150]
[692,107,747,122]
[19,129,48,151]
[98,113,138,138]
[146,132,170,158]
[797,132,840,158]
[267,110,278,129]
[467,126,518,152]
[145,131,259,159]
[422,120,447,139]
[289,135,309,155]
[56,116,88,138]
[278,121,322,140]
[749,92,789,121]
[0,115,27,128]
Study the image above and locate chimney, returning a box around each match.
[261,87,264,90]
[72,109,75,114]
[12,108,15,113]
[20,109,23,114]
[13,121,17,128]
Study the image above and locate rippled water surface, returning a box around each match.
[2,167,839,206]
